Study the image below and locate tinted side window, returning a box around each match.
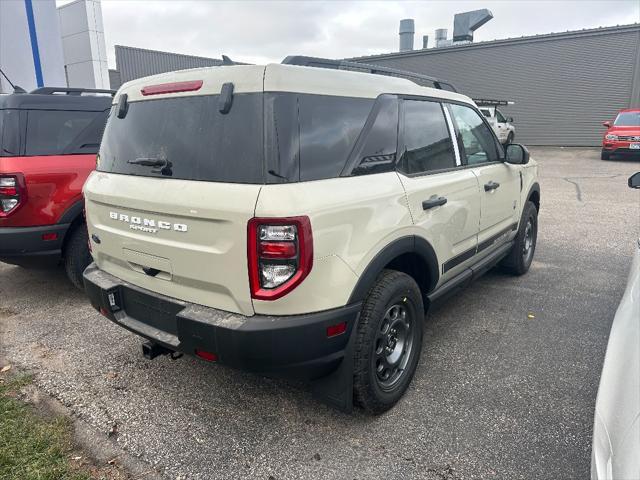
[63,109,109,155]
[26,110,99,156]
[351,95,398,176]
[449,103,499,165]
[0,109,21,156]
[400,99,456,175]
[298,95,373,181]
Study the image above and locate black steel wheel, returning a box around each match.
[353,270,423,414]
[501,200,538,275]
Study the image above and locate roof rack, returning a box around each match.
[473,98,515,106]
[30,87,116,96]
[281,56,458,92]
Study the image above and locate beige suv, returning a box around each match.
[82,57,540,414]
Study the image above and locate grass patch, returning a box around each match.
[0,374,90,480]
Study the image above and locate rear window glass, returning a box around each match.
[0,109,21,157]
[26,110,106,156]
[98,94,263,184]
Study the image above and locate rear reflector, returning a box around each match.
[326,322,347,338]
[195,349,218,362]
[141,80,203,96]
[41,232,58,241]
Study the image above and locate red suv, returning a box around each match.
[0,87,112,288]
[601,109,640,160]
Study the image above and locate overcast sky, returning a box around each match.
[58,0,640,68]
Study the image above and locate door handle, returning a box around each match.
[484,181,500,192]
[422,196,448,210]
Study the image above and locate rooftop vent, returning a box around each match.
[435,29,451,48]
[399,19,415,52]
[452,9,494,43]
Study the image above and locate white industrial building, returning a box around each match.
[0,0,108,93]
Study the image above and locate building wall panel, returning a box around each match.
[115,46,222,84]
[355,26,640,146]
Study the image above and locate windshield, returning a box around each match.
[614,111,640,126]
[98,94,264,183]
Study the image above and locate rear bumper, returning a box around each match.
[0,224,70,267]
[83,263,361,380]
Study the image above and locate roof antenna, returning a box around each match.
[0,67,27,93]
[221,55,234,66]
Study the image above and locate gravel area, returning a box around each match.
[1,147,639,479]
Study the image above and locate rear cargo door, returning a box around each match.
[85,67,266,316]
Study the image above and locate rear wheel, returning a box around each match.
[501,201,538,275]
[353,270,423,414]
[63,225,92,290]
[600,149,611,160]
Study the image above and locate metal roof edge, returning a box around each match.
[114,45,223,64]
[349,23,640,61]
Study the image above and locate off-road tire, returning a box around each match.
[353,270,423,415]
[63,225,92,290]
[600,149,611,160]
[501,201,538,275]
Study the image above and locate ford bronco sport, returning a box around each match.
[0,87,113,288]
[82,57,540,414]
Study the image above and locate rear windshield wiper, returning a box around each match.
[128,157,167,167]
[127,157,173,175]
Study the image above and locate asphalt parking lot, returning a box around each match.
[1,147,639,480]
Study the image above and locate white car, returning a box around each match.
[476,99,516,145]
[591,172,640,479]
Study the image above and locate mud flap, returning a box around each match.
[310,313,359,413]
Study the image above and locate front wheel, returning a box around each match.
[501,201,538,275]
[353,270,423,414]
[600,149,611,160]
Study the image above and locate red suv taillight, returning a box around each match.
[247,216,313,300]
[0,174,26,217]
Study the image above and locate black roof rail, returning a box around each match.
[29,87,116,96]
[281,55,458,92]
[473,98,515,106]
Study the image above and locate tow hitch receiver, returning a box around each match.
[142,341,172,360]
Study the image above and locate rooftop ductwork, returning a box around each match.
[422,35,429,49]
[453,9,494,43]
[399,19,415,52]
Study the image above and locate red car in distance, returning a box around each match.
[0,87,113,288]
[601,109,640,160]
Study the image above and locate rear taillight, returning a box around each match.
[0,174,26,217]
[248,216,313,300]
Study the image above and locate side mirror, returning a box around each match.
[602,121,612,128]
[507,117,514,123]
[505,143,530,165]
[629,172,640,189]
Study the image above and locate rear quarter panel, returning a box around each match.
[253,172,414,315]
[0,154,94,227]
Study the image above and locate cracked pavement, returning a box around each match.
[1,147,639,479]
